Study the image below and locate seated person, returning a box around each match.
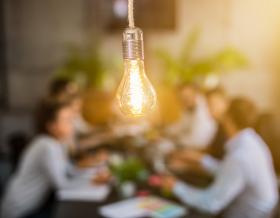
[165,83,217,149]
[168,87,229,178]
[204,87,229,159]
[48,77,79,98]
[48,78,91,135]
[68,93,113,154]
[47,78,113,153]
[0,98,103,218]
[162,98,279,218]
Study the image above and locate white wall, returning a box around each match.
[5,0,280,111]
[5,0,88,109]
[102,0,280,111]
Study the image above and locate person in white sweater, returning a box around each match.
[165,83,217,149]
[162,98,279,218]
[1,98,86,218]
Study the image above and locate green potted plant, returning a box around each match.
[155,29,248,86]
[154,29,248,124]
[110,156,149,198]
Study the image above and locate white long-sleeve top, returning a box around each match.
[173,129,279,218]
[1,135,87,218]
[166,96,217,149]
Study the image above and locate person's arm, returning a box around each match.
[200,155,221,174]
[42,143,89,189]
[78,131,113,150]
[173,158,245,215]
[175,150,221,174]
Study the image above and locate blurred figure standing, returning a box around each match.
[163,98,279,218]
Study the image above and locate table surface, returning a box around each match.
[54,200,211,218]
[53,170,214,218]
[54,200,107,218]
[54,143,214,218]
[54,170,213,218]
[54,195,213,218]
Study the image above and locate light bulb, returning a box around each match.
[116,27,157,117]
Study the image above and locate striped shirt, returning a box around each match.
[1,135,82,218]
[173,129,279,218]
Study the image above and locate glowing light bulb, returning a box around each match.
[116,27,157,117]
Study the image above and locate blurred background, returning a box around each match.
[1,0,280,139]
[1,1,280,217]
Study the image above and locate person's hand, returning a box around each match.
[176,149,204,164]
[77,150,109,168]
[92,170,112,185]
[168,159,188,173]
[77,154,98,168]
[161,176,177,192]
[79,130,116,149]
[95,150,109,163]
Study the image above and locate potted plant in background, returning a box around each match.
[154,29,248,125]
[110,156,149,198]
[55,45,121,125]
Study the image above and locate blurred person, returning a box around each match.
[162,98,279,218]
[165,83,217,149]
[204,87,229,159]
[153,84,219,174]
[206,87,229,122]
[48,77,79,100]
[48,78,92,135]
[172,87,229,159]
[1,98,97,218]
[47,78,113,154]
[67,93,115,156]
[167,87,229,179]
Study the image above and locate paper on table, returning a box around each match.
[99,197,149,218]
[99,196,187,218]
[58,185,110,202]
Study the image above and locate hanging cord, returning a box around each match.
[128,0,135,28]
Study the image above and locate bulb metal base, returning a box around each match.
[122,27,144,60]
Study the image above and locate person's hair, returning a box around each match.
[205,86,227,99]
[255,113,280,146]
[49,78,78,97]
[35,98,71,134]
[226,97,258,130]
